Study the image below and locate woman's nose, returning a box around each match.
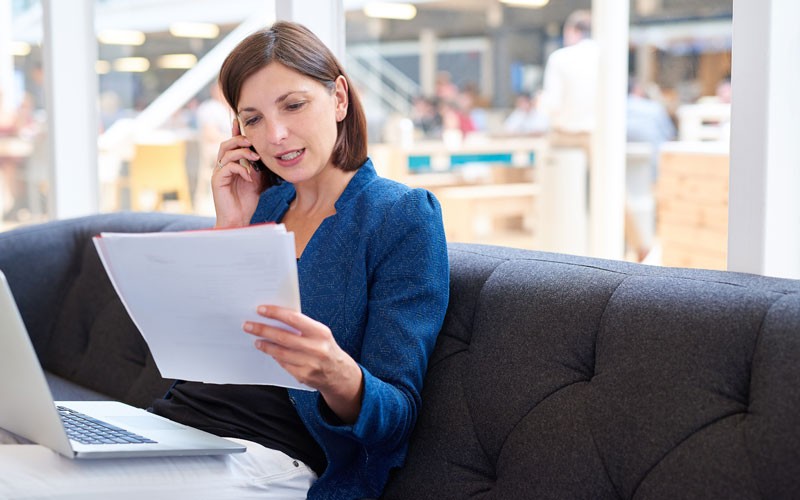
[265,119,288,144]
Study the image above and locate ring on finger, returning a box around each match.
[216,161,224,170]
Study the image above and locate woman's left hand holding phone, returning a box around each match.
[212,118,264,228]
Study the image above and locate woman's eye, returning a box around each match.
[286,101,306,111]
[244,116,260,127]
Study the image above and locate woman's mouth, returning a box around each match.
[277,149,304,161]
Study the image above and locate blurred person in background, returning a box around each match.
[0,88,28,221]
[539,9,598,159]
[438,98,475,140]
[715,76,732,104]
[434,70,459,103]
[626,78,676,180]
[458,82,489,133]
[503,92,549,136]
[194,82,232,214]
[411,95,442,139]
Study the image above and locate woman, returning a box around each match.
[0,21,448,500]
[151,20,450,498]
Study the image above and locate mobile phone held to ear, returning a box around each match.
[245,151,265,172]
[237,116,265,172]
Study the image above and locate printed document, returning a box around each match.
[93,224,310,390]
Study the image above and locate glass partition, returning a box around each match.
[346,0,733,267]
[2,0,48,229]
[4,0,735,269]
[94,2,244,216]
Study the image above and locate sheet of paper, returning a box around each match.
[93,224,311,390]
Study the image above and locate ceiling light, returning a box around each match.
[95,60,111,74]
[11,41,31,56]
[169,22,220,39]
[113,57,150,72]
[363,2,417,20]
[157,54,198,69]
[98,29,146,46]
[500,0,550,7]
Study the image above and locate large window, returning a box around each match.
[4,0,749,271]
[346,0,733,268]
[1,0,48,228]
[94,3,241,217]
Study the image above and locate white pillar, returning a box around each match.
[0,0,15,110]
[537,149,588,255]
[589,0,629,259]
[727,0,800,279]
[42,0,98,219]
[275,0,345,62]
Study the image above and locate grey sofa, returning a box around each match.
[1,212,798,499]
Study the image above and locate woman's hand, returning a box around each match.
[211,118,264,228]
[244,305,364,424]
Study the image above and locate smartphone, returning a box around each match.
[237,116,265,172]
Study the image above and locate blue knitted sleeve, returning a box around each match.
[317,188,449,449]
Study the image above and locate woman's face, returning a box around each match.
[236,62,348,185]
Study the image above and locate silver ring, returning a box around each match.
[216,161,224,170]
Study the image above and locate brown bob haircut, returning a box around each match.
[218,21,368,186]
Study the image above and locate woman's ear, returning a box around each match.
[334,75,349,122]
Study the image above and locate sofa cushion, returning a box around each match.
[0,212,214,408]
[382,244,800,499]
[42,237,170,408]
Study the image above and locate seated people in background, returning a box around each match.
[503,92,549,135]
[434,70,459,103]
[438,98,476,139]
[459,82,490,133]
[715,76,732,104]
[626,78,676,180]
[0,21,450,500]
[411,95,442,139]
[194,82,232,215]
[0,88,26,220]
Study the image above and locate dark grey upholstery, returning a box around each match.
[0,212,214,407]
[383,244,800,499]
[1,213,798,498]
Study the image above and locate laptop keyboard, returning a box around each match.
[57,406,157,445]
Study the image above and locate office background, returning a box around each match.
[0,0,797,278]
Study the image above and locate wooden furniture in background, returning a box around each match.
[128,141,192,213]
[656,142,729,270]
[369,138,545,249]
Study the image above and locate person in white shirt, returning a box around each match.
[540,9,598,157]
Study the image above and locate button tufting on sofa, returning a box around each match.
[0,213,798,499]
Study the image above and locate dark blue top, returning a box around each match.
[250,158,450,499]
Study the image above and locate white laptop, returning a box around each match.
[0,270,246,459]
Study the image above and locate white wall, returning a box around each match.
[728,0,800,279]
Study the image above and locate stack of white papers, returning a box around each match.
[93,224,311,390]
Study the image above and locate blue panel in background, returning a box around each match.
[407,151,537,173]
[450,153,514,166]
[407,155,432,172]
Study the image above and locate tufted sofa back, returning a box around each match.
[382,243,800,499]
[2,214,799,498]
[0,212,214,407]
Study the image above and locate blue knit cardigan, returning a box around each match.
[250,158,450,499]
